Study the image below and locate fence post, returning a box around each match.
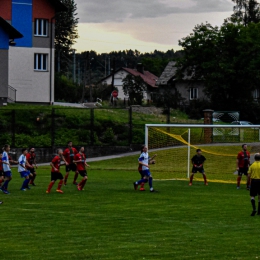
[90,108,94,145]
[129,106,133,145]
[11,110,15,147]
[167,106,170,124]
[51,108,55,148]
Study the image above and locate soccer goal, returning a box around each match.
[145,124,260,182]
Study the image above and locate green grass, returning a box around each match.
[0,151,259,260]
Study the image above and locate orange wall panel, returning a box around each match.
[33,0,55,21]
[0,0,12,20]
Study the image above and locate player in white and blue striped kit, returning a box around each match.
[1,144,12,194]
[18,149,31,191]
[133,145,157,192]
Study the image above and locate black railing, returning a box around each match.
[8,85,17,102]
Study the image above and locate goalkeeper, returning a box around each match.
[189,149,208,186]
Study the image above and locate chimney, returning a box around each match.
[136,63,144,74]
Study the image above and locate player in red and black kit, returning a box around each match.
[189,149,208,186]
[46,149,67,194]
[63,141,78,185]
[26,148,37,186]
[73,147,90,191]
[236,144,250,190]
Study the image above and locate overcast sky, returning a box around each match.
[73,0,235,53]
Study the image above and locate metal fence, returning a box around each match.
[0,107,171,148]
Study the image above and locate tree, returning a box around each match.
[122,75,146,105]
[228,0,260,25]
[176,21,260,121]
[55,0,78,72]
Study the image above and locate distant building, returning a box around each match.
[100,64,158,101]
[0,0,67,105]
[156,61,206,107]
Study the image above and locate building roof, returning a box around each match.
[100,67,158,88]
[122,68,158,88]
[0,16,23,39]
[156,61,177,86]
[51,0,68,12]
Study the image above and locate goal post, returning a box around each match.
[145,124,260,183]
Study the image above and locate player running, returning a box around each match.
[73,147,90,191]
[236,144,250,190]
[247,153,260,216]
[189,149,208,186]
[1,144,12,194]
[26,147,37,186]
[46,149,67,194]
[18,149,32,191]
[63,141,78,185]
[133,145,157,192]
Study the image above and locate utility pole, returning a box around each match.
[82,51,89,103]
[72,49,76,83]
[78,61,81,85]
[108,56,110,76]
[111,58,115,92]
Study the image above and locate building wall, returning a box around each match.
[0,1,12,20]
[0,49,9,99]
[9,47,54,103]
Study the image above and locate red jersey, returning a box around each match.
[26,152,36,168]
[237,150,250,168]
[63,147,78,164]
[74,153,86,171]
[51,155,61,173]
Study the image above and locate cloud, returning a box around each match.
[76,0,234,23]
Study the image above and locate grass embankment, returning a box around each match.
[1,146,257,259]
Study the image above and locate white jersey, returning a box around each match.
[18,154,26,172]
[2,151,11,172]
[138,152,150,171]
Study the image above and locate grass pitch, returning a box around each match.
[0,157,259,260]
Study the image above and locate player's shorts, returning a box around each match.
[192,167,205,174]
[51,172,63,181]
[250,179,260,197]
[142,169,151,177]
[238,167,248,176]
[66,163,77,172]
[0,170,3,177]
[20,170,30,178]
[4,171,12,177]
[78,170,87,177]
[28,167,36,174]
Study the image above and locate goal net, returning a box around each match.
[145,124,260,184]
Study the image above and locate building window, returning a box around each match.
[253,89,260,100]
[34,19,48,36]
[34,54,48,71]
[190,88,198,100]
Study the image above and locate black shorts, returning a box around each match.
[192,167,205,174]
[250,179,260,197]
[0,170,3,177]
[238,167,248,176]
[66,163,77,172]
[28,168,36,174]
[51,172,63,181]
[78,170,87,177]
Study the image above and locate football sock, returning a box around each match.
[237,176,241,187]
[57,180,63,190]
[73,172,79,182]
[203,174,207,183]
[81,179,87,189]
[137,179,144,185]
[64,173,69,184]
[189,175,194,183]
[251,198,256,211]
[47,182,55,192]
[22,179,30,189]
[149,177,153,188]
[3,180,9,190]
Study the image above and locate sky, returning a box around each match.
[73,0,235,54]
